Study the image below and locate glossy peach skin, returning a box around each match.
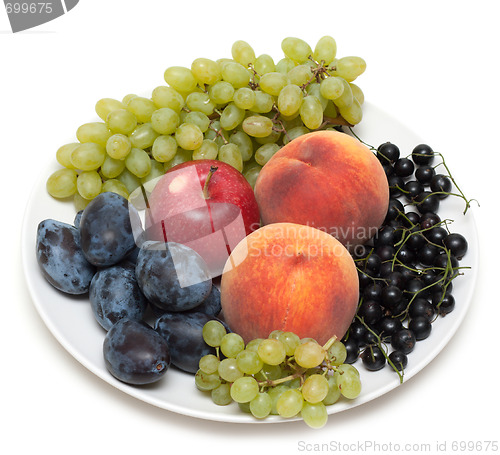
[220,223,359,345]
[254,130,389,248]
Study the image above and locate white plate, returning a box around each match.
[21,102,479,423]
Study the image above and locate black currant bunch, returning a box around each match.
[343,142,470,381]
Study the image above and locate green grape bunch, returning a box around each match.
[45,36,367,209]
[197,320,362,429]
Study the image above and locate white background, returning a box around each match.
[2,1,498,453]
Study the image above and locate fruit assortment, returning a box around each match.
[34,36,474,429]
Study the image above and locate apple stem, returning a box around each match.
[203,165,218,199]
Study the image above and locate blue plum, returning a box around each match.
[187,284,221,317]
[89,264,147,331]
[103,319,170,385]
[155,312,227,374]
[135,241,212,312]
[36,219,96,294]
[79,192,142,267]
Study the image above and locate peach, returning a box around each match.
[254,130,389,248]
[220,222,359,345]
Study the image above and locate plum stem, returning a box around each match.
[203,165,218,199]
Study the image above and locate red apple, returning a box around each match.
[144,160,260,277]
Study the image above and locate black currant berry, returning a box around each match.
[412,144,435,165]
[430,174,452,197]
[415,191,440,214]
[343,337,360,364]
[443,233,468,259]
[388,350,408,371]
[409,316,432,340]
[377,142,400,163]
[394,157,415,177]
[361,345,386,371]
[404,180,424,200]
[415,165,436,185]
[391,329,416,354]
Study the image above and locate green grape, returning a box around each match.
[250,392,272,419]
[276,389,303,418]
[229,130,253,161]
[73,192,89,212]
[231,40,256,66]
[130,123,159,149]
[221,62,251,88]
[126,96,157,123]
[199,354,220,375]
[306,82,328,110]
[277,331,301,356]
[192,139,218,161]
[322,375,341,406]
[150,107,180,135]
[300,95,324,130]
[302,374,329,404]
[163,148,192,170]
[238,401,251,413]
[95,98,126,121]
[195,369,221,392]
[208,81,234,104]
[152,135,178,162]
[244,338,263,353]
[202,320,227,347]
[301,402,328,429]
[191,57,221,86]
[218,143,243,172]
[216,58,234,70]
[164,66,198,93]
[141,159,164,188]
[323,100,339,118]
[255,143,280,166]
[313,36,337,64]
[268,330,283,340]
[254,363,281,382]
[236,349,263,375]
[220,103,245,131]
[175,123,204,150]
[277,84,303,117]
[326,340,347,366]
[117,168,141,195]
[243,164,261,189]
[350,82,364,105]
[233,87,256,110]
[255,128,281,145]
[185,92,216,116]
[151,86,185,111]
[242,115,273,138]
[100,155,125,179]
[184,111,210,132]
[258,72,288,96]
[338,97,363,125]
[70,142,106,171]
[77,170,102,200]
[76,122,112,147]
[268,384,290,415]
[254,54,275,75]
[220,332,245,358]
[275,57,296,75]
[334,56,366,82]
[319,76,344,100]
[46,168,77,198]
[257,338,286,366]
[101,179,128,199]
[282,126,309,145]
[106,134,132,160]
[332,78,354,109]
[281,37,312,64]
[287,64,313,86]
[294,341,326,369]
[211,383,232,406]
[106,109,138,135]
[56,143,79,169]
[230,376,259,403]
[125,147,151,178]
[250,91,274,113]
[218,358,244,382]
[122,94,137,105]
[335,364,361,399]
